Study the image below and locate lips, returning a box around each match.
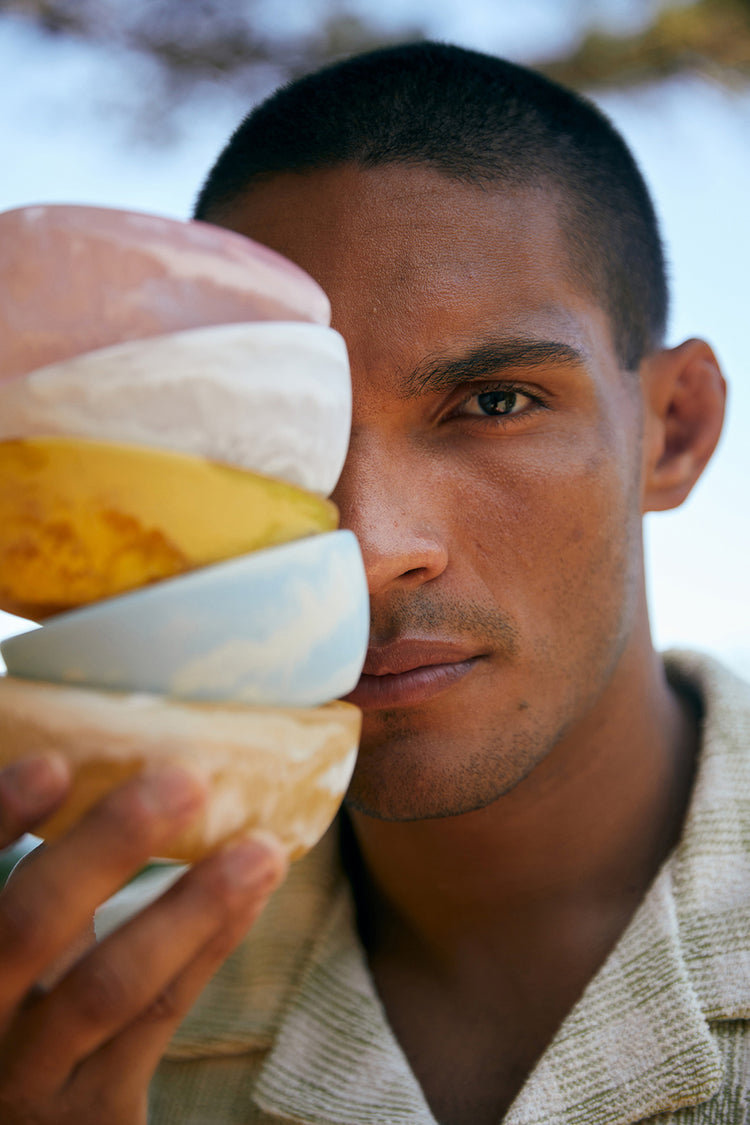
[344,638,484,709]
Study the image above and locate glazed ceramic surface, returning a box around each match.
[0,204,330,380]
[1,531,369,708]
[0,437,336,619]
[0,322,351,495]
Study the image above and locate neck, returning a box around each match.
[344,634,699,967]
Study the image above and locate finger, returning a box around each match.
[4,836,286,1098]
[77,836,287,1095]
[35,923,98,992]
[0,765,205,1014]
[0,752,70,847]
[6,844,97,991]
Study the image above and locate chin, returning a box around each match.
[342,723,545,822]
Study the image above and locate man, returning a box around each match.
[0,41,746,1125]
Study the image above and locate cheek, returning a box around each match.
[448,427,643,639]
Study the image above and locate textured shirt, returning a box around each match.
[146,652,750,1124]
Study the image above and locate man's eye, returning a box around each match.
[459,389,533,417]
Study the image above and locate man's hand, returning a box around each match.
[0,752,287,1124]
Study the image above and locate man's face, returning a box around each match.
[223,164,648,821]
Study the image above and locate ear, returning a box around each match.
[640,338,726,513]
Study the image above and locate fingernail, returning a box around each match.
[1,753,69,811]
[219,835,287,893]
[141,766,205,819]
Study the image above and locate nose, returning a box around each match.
[331,429,449,597]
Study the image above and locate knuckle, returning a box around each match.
[142,981,182,1024]
[73,958,130,1026]
[193,869,250,926]
[199,867,237,908]
[93,782,160,850]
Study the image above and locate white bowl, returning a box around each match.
[0,322,351,495]
[1,531,369,708]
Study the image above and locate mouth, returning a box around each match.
[342,639,484,709]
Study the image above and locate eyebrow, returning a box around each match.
[402,338,587,399]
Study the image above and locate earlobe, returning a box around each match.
[641,338,726,513]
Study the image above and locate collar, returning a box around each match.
[166,651,750,1125]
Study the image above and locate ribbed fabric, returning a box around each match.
[146,652,750,1124]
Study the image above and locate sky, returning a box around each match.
[0,1,748,680]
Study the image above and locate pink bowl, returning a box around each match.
[0,204,331,381]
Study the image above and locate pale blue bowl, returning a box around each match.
[1,530,369,708]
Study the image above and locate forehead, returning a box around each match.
[222,163,616,377]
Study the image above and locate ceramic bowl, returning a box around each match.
[0,436,336,620]
[1,530,369,709]
[0,322,350,495]
[0,203,329,381]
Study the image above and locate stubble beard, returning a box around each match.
[344,713,562,821]
[344,555,641,824]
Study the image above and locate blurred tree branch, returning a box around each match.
[0,0,748,136]
[0,0,424,96]
[0,0,427,140]
[541,0,750,87]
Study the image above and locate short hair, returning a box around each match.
[194,41,668,370]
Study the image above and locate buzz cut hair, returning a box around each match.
[194,40,668,370]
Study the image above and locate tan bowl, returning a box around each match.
[0,678,361,862]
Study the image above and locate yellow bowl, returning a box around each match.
[0,437,337,619]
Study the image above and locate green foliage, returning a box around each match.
[541,0,750,88]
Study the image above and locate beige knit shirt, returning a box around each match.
[144,652,750,1124]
